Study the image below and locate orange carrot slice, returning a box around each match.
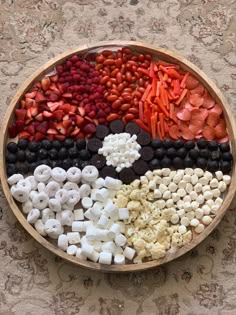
[176,109,191,121]
[169,124,180,139]
[185,75,199,90]
[189,93,204,107]
[206,112,220,127]
[202,94,215,109]
[202,126,215,140]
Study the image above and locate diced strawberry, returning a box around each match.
[18,131,30,139]
[63,120,72,129]
[20,100,26,108]
[25,118,33,125]
[50,74,58,82]
[35,91,47,103]
[15,108,27,121]
[34,132,45,141]
[29,106,38,117]
[62,114,69,121]
[43,111,53,118]
[25,90,37,99]
[57,83,65,94]
[76,115,84,126]
[59,103,71,114]
[52,110,64,121]
[69,105,77,113]
[28,136,34,141]
[56,122,66,135]
[62,93,72,98]
[54,134,66,141]
[46,134,54,141]
[48,93,59,101]
[41,77,51,91]
[35,113,44,121]
[15,120,25,132]
[36,121,48,134]
[25,98,36,108]
[25,124,35,135]
[70,127,80,136]
[66,126,74,136]
[76,132,85,139]
[8,124,17,138]
[78,107,85,117]
[49,83,60,94]
[47,128,58,135]
[32,81,42,89]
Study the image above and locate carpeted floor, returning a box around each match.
[1,1,236,314]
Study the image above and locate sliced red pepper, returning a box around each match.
[149,62,155,78]
[167,68,181,80]
[159,113,165,137]
[180,72,189,88]
[157,121,163,140]
[173,79,181,95]
[135,119,151,133]
[151,77,157,97]
[151,115,156,139]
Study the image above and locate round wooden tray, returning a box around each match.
[1,41,236,272]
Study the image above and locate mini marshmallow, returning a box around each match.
[115,234,127,247]
[210,178,219,188]
[202,216,212,225]
[190,218,199,227]
[55,189,69,204]
[118,208,129,220]
[218,181,227,192]
[93,241,103,252]
[72,221,84,232]
[7,174,24,185]
[102,241,116,254]
[123,246,136,260]
[58,234,69,251]
[81,244,94,257]
[95,188,109,202]
[34,219,47,236]
[114,254,125,264]
[90,206,102,219]
[27,208,40,224]
[191,174,198,185]
[223,175,231,185]
[104,177,122,190]
[92,177,105,189]
[79,184,91,198]
[34,165,51,182]
[44,219,62,239]
[67,245,77,255]
[84,209,94,221]
[215,171,223,181]
[74,209,84,221]
[195,223,205,233]
[178,225,187,234]
[76,248,87,260]
[97,214,110,228]
[67,232,80,244]
[99,252,112,264]
[81,197,93,209]
[108,223,121,240]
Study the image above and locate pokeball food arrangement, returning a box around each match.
[5,47,233,265]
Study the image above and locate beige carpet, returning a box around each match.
[1,0,236,314]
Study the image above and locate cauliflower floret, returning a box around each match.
[114,194,129,208]
[130,179,141,189]
[134,212,150,229]
[147,242,166,260]
[126,225,137,237]
[133,238,146,252]
[153,220,168,238]
[171,232,183,247]
[182,230,192,245]
[127,200,142,212]
[151,208,161,220]
[147,192,155,201]
[143,227,157,243]
[130,189,142,200]
[161,208,176,221]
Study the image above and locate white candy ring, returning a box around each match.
[55,189,69,204]
[34,165,51,182]
[67,190,80,206]
[7,174,23,186]
[60,210,74,226]
[49,198,61,212]
[46,181,61,197]
[32,192,49,209]
[81,166,99,182]
[25,176,38,190]
[34,220,47,236]
[51,167,67,182]
[79,183,91,198]
[44,219,62,239]
[41,208,55,223]
[67,167,82,183]
[22,200,33,214]
[37,182,46,193]
[63,182,79,191]
[12,187,29,203]
[27,208,40,224]
[16,179,32,193]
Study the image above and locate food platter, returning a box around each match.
[0,41,236,272]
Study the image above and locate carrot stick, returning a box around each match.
[160,85,169,108]
[151,77,157,97]
[167,68,181,80]
[141,84,152,101]
[135,119,151,133]
[160,113,164,137]
[151,115,156,139]
[149,62,154,78]
[180,72,189,88]
[173,79,181,95]
[159,65,169,74]
[155,97,169,117]
[138,101,144,120]
[163,73,169,81]
[170,103,174,119]
[176,88,188,105]
[156,81,161,97]
[157,121,163,140]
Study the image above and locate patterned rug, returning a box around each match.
[1,1,236,314]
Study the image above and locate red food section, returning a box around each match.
[8,47,228,143]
